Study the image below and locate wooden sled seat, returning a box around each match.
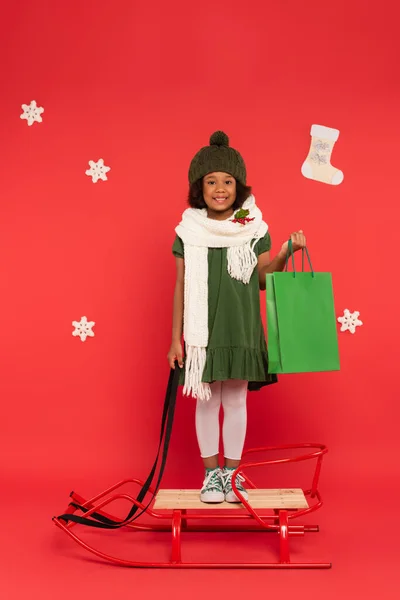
[154,488,309,510]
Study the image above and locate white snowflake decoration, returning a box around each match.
[85,158,110,183]
[72,316,95,342]
[20,100,44,126]
[337,309,363,334]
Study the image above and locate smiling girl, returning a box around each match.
[167,131,306,503]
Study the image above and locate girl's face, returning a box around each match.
[202,171,237,220]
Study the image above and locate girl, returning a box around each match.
[167,131,306,503]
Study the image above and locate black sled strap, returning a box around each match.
[55,364,180,528]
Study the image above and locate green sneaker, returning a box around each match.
[200,467,224,503]
[221,467,249,503]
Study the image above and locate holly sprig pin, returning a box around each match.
[232,208,255,225]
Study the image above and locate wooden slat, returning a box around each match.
[153,488,309,510]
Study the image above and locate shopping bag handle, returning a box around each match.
[285,239,315,277]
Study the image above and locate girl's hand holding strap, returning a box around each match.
[258,230,307,290]
[279,230,307,258]
[167,340,184,369]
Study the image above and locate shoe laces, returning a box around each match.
[221,468,246,492]
[202,468,222,491]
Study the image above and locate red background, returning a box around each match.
[1,0,399,598]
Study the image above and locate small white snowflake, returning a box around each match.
[337,309,363,334]
[20,100,44,126]
[72,316,95,342]
[85,158,110,183]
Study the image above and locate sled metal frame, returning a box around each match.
[53,443,331,569]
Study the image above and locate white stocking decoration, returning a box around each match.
[301,124,344,186]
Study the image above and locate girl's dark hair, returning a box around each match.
[188,178,252,211]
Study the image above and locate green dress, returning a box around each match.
[172,233,278,391]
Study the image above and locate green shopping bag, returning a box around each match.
[266,241,340,374]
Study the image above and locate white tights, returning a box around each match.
[195,379,248,460]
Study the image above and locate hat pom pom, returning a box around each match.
[210,131,229,147]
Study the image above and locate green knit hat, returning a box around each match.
[188,131,247,186]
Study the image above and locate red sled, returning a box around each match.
[53,367,330,568]
[53,442,330,569]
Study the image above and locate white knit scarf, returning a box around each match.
[175,195,268,401]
